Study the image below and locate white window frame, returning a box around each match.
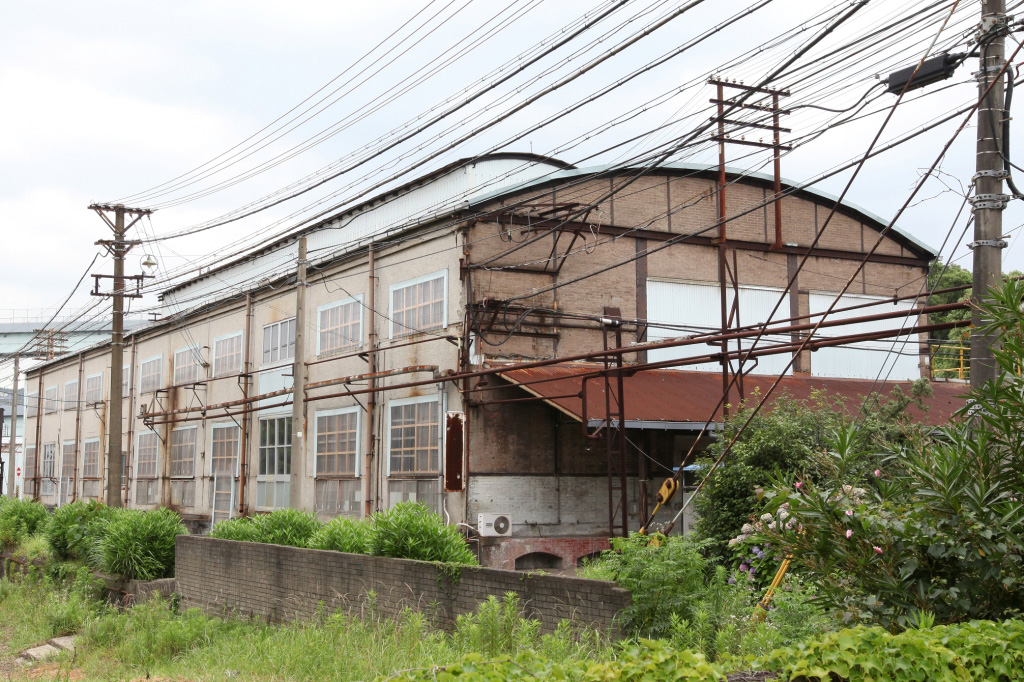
[313,406,361,478]
[59,440,76,505]
[85,372,104,405]
[173,346,203,386]
[212,331,244,378]
[262,318,296,367]
[41,442,57,496]
[209,422,241,522]
[82,437,101,479]
[256,413,293,511]
[139,355,163,393]
[26,392,38,419]
[316,295,363,356]
[63,380,78,412]
[43,386,58,414]
[170,425,198,479]
[135,430,160,480]
[388,270,448,339]
[385,394,444,476]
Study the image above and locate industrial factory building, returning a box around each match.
[22,153,963,569]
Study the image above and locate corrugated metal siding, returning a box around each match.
[646,280,792,376]
[165,159,559,314]
[808,292,919,380]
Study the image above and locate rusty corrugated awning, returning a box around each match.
[497,364,966,427]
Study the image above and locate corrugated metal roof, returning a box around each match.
[498,364,964,426]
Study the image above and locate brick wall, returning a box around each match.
[175,535,631,635]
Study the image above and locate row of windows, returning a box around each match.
[26,395,442,506]
[28,374,106,416]
[27,272,449,408]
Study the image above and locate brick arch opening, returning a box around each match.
[576,550,605,568]
[514,551,563,571]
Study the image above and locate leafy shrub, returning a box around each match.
[755,285,1024,628]
[758,619,1024,682]
[252,508,322,547]
[208,515,262,542]
[367,502,477,565]
[393,640,725,681]
[0,498,49,548]
[95,508,185,580]
[580,533,712,639]
[452,592,540,658]
[46,499,114,560]
[307,515,371,554]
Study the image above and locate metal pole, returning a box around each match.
[972,0,1007,389]
[289,237,308,509]
[7,354,18,497]
[364,242,377,517]
[106,206,125,507]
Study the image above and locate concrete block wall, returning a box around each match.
[175,535,630,634]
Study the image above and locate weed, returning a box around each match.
[95,508,185,580]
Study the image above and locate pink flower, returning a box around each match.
[845,529,853,539]
[795,482,803,490]
[873,546,883,555]
[845,510,854,516]
[874,469,881,477]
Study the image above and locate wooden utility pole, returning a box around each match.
[89,203,151,507]
[7,354,18,497]
[289,237,308,509]
[971,0,1008,389]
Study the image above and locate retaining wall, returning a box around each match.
[175,535,630,634]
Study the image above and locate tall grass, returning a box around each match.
[0,570,604,681]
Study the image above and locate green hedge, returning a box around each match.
[210,502,477,565]
[0,498,49,549]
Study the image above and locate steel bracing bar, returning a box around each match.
[143,317,965,427]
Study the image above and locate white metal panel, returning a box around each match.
[808,292,919,380]
[647,280,792,376]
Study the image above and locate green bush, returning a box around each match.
[252,508,322,548]
[45,499,115,561]
[367,502,477,565]
[209,509,322,548]
[307,515,371,554]
[758,619,1024,682]
[207,515,262,542]
[0,498,49,548]
[95,508,185,580]
[580,533,712,639]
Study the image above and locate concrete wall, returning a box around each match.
[175,535,630,634]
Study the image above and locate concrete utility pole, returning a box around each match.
[971,0,1008,389]
[7,353,18,497]
[89,203,152,507]
[290,237,308,509]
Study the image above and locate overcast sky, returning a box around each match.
[1,0,1018,364]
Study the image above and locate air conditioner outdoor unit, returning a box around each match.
[478,513,512,537]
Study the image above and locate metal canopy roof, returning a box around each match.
[497,364,965,426]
